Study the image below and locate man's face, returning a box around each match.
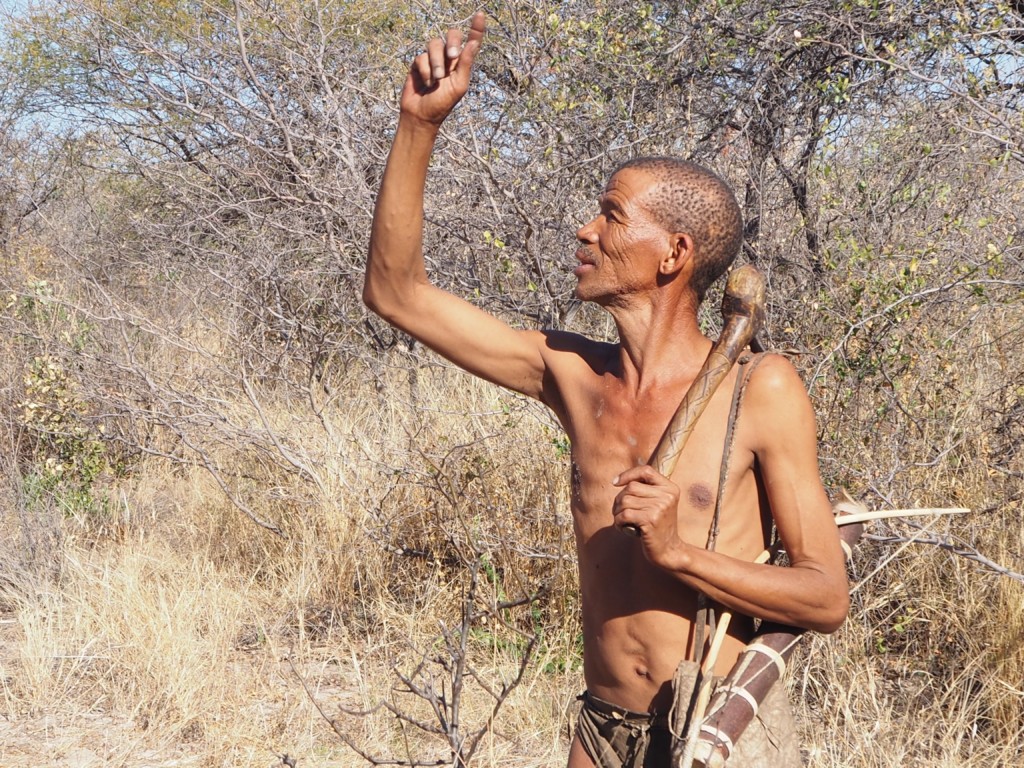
[574,168,672,305]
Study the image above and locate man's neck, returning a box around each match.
[607,292,712,396]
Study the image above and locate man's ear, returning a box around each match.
[659,232,694,276]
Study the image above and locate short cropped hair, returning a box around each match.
[616,156,743,301]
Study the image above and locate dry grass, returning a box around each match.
[1,351,1020,767]
[0,250,1021,767]
[0,358,583,766]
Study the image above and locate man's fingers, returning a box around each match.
[617,483,668,503]
[613,485,670,523]
[411,52,432,89]
[426,37,446,84]
[613,464,665,487]
[445,27,463,59]
[455,11,486,73]
[416,13,486,90]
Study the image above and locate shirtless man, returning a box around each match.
[364,13,849,768]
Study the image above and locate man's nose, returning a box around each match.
[577,218,598,242]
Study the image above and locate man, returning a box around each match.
[364,13,849,767]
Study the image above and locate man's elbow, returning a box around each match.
[812,585,850,635]
[362,277,383,315]
[362,272,399,321]
[363,259,422,323]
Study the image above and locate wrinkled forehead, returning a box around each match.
[602,166,659,206]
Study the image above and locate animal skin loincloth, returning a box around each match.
[575,660,800,767]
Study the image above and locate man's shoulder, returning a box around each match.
[534,330,618,412]
[740,352,817,451]
[539,329,618,370]
[743,351,806,397]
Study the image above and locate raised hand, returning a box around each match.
[401,11,486,127]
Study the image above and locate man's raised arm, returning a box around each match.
[364,13,548,400]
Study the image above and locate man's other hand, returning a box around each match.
[401,11,486,126]
[612,465,684,566]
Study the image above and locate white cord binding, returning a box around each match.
[746,642,787,677]
[720,683,760,714]
[698,724,735,756]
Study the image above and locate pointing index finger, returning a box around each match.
[454,11,486,72]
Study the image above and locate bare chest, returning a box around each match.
[563,378,745,544]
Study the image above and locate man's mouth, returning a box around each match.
[574,249,596,277]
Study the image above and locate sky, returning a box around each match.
[0,0,26,22]
[0,0,33,22]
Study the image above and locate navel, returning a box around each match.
[688,483,713,509]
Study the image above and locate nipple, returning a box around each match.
[688,483,713,509]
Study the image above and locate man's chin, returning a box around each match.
[574,286,597,303]
[574,287,610,307]
[574,276,598,301]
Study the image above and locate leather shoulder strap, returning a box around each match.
[705,351,768,553]
[693,351,768,666]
